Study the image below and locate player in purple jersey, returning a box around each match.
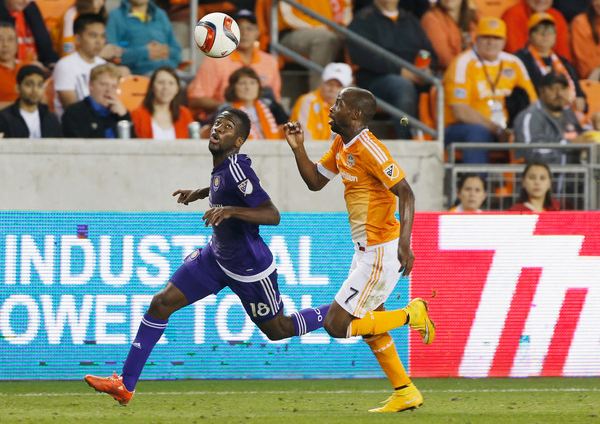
[84,109,330,406]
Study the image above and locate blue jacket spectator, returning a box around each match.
[106,0,181,75]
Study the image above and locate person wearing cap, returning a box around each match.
[188,9,281,117]
[513,71,591,165]
[290,62,352,140]
[0,65,61,138]
[502,0,571,61]
[348,0,437,140]
[515,12,585,115]
[105,0,181,75]
[443,16,537,164]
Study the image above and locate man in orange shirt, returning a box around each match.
[0,22,24,109]
[284,87,435,413]
[188,9,281,116]
[502,0,571,61]
[444,17,537,163]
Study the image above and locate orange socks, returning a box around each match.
[365,333,411,388]
[348,309,408,337]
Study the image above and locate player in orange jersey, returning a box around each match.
[284,87,435,413]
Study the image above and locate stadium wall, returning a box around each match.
[1,211,598,380]
[0,139,443,212]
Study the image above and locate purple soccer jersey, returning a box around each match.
[207,153,274,280]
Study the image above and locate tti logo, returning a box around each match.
[439,214,600,377]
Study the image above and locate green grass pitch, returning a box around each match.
[1,378,599,423]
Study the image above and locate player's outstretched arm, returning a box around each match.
[391,179,415,276]
[283,121,329,191]
[203,200,280,227]
[172,188,209,205]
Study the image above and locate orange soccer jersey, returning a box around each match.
[318,129,405,246]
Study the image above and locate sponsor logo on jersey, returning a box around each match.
[238,179,254,195]
[340,171,358,182]
[384,164,399,179]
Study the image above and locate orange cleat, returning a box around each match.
[84,372,134,406]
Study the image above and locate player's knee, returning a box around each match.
[261,327,288,341]
[148,292,177,320]
[323,318,346,339]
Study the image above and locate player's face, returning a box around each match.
[328,89,352,134]
[458,177,486,211]
[320,79,343,105]
[209,114,243,155]
[540,83,570,112]
[77,23,106,58]
[238,20,259,50]
[475,36,505,61]
[17,74,45,106]
[89,72,119,107]
[0,27,17,63]
[523,165,552,200]
[526,0,552,13]
[152,70,179,105]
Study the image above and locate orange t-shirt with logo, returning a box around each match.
[0,62,27,103]
[317,129,405,246]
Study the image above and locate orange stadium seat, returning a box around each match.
[43,76,55,113]
[580,80,600,119]
[117,75,150,112]
[473,0,519,18]
[255,0,273,51]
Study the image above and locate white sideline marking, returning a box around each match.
[1,388,599,397]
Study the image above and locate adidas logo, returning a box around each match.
[132,342,141,349]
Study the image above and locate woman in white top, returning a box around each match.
[131,66,194,140]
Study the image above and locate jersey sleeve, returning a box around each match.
[317,137,339,179]
[230,158,271,207]
[443,57,471,106]
[363,139,405,189]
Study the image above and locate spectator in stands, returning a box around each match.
[421,0,478,70]
[188,9,280,116]
[53,14,108,117]
[290,62,352,140]
[444,17,537,164]
[278,0,342,89]
[0,65,61,138]
[58,0,123,61]
[106,0,181,75]
[0,22,25,109]
[131,66,193,139]
[348,0,436,140]
[448,173,486,212]
[218,66,287,140]
[513,72,590,165]
[62,63,133,138]
[509,161,559,211]
[0,0,59,68]
[552,0,588,23]
[502,0,571,61]
[571,1,600,80]
[515,13,586,115]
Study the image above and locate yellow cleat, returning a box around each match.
[404,298,436,344]
[369,383,423,413]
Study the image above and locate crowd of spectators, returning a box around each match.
[0,0,599,209]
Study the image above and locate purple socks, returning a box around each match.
[291,304,330,336]
[121,313,167,392]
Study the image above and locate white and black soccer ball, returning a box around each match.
[194,12,240,58]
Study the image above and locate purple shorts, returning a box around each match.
[170,247,282,324]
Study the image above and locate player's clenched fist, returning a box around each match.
[283,121,305,149]
[172,188,209,205]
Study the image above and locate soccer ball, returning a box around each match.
[194,12,240,58]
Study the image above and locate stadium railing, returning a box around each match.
[447,143,599,210]
[268,0,444,147]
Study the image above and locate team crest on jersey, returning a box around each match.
[212,176,221,191]
[238,178,254,195]
[346,154,355,167]
[384,164,399,179]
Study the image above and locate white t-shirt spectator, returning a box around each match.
[19,109,41,138]
[52,52,106,116]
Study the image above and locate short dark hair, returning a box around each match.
[221,108,251,140]
[73,13,105,36]
[348,88,376,124]
[17,65,46,84]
